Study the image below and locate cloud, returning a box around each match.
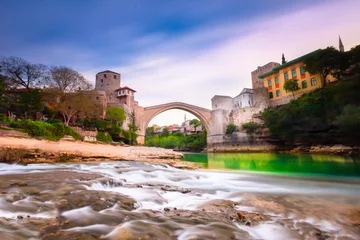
[95,0,359,112]
[95,0,359,126]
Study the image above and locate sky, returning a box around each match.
[1,0,360,126]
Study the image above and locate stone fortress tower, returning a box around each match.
[95,70,121,105]
[94,70,138,129]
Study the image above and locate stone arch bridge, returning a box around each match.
[135,102,212,144]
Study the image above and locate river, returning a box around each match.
[0,152,359,239]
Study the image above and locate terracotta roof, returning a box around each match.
[114,86,136,92]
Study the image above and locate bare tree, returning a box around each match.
[56,92,97,126]
[45,66,92,95]
[0,56,46,91]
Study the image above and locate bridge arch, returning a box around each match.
[136,102,212,144]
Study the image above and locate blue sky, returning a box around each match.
[1,0,360,126]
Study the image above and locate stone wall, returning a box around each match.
[71,127,97,138]
[207,130,276,152]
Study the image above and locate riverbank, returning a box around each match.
[206,142,360,156]
[0,136,197,169]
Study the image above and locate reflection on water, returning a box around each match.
[181,152,360,177]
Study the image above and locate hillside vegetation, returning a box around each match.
[261,76,360,145]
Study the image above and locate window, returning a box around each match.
[268,79,272,86]
[269,92,273,99]
[114,75,116,79]
[104,74,107,78]
[101,79,103,82]
[275,77,279,84]
[311,78,317,86]
[300,66,306,75]
[292,69,297,78]
[96,97,99,100]
[302,80,307,89]
[276,90,280,97]
[284,72,289,80]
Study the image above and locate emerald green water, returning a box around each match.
[181,152,360,177]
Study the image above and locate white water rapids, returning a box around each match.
[0,161,359,239]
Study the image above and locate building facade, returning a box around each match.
[258,50,337,106]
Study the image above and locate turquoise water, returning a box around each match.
[181,152,360,177]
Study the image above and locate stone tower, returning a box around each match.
[251,62,280,89]
[95,70,121,104]
[339,35,344,53]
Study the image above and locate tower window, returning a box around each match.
[114,75,116,79]
[101,79,103,82]
[104,74,107,78]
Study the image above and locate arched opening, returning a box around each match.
[143,106,210,151]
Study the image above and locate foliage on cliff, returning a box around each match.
[226,123,237,134]
[261,76,360,142]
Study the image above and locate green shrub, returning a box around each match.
[226,123,237,134]
[96,132,112,143]
[46,119,62,124]
[95,120,112,131]
[0,113,6,123]
[7,120,81,141]
[337,105,360,134]
[242,122,261,134]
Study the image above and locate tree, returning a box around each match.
[283,78,300,99]
[189,119,201,132]
[303,47,343,87]
[56,92,96,125]
[161,127,170,137]
[146,126,155,135]
[0,57,46,91]
[226,123,237,134]
[105,106,126,126]
[44,66,92,95]
[0,67,6,109]
[348,45,360,75]
[124,124,139,145]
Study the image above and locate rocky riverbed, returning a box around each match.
[0,161,359,239]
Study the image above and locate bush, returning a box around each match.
[337,105,360,134]
[8,120,81,141]
[95,120,112,131]
[46,119,62,124]
[242,122,261,134]
[0,113,6,123]
[226,123,237,134]
[96,132,112,143]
